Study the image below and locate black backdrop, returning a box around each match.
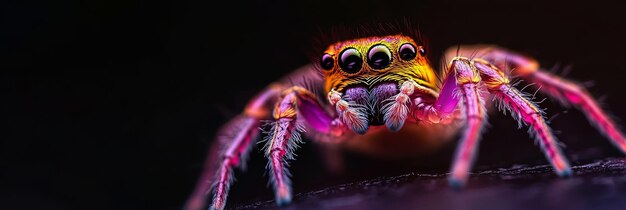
[3,0,626,210]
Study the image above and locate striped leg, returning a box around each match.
[434,58,487,187]
[264,86,337,206]
[185,85,340,210]
[527,71,626,153]
[473,59,572,176]
[184,85,282,210]
[447,45,626,154]
[419,57,571,188]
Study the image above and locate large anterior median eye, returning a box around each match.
[399,43,417,61]
[367,44,392,69]
[338,48,363,74]
[320,54,334,70]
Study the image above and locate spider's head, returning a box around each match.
[319,34,438,94]
[318,34,439,126]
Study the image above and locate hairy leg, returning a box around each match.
[528,71,626,152]
[446,45,626,154]
[412,57,487,187]
[185,83,342,210]
[265,86,344,206]
[414,56,572,187]
[473,59,572,176]
[184,85,282,210]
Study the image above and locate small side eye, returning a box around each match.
[419,46,426,56]
[367,44,392,69]
[399,43,417,61]
[338,48,363,74]
[320,54,334,70]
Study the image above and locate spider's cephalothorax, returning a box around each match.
[319,35,438,132]
[184,34,626,210]
[321,35,436,93]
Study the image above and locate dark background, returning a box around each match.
[2,0,626,210]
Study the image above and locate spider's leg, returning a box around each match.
[526,70,626,153]
[184,85,282,210]
[473,59,572,176]
[447,45,626,154]
[264,86,340,206]
[186,83,341,210]
[421,57,487,187]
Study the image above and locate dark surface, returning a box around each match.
[237,157,626,210]
[3,0,626,210]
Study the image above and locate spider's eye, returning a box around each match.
[338,48,363,74]
[367,44,392,69]
[320,54,334,70]
[419,46,426,57]
[399,43,417,61]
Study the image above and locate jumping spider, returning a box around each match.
[184,31,626,210]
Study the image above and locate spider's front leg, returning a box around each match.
[184,85,281,210]
[185,80,343,210]
[412,57,489,187]
[472,59,572,178]
[447,46,626,153]
[414,57,572,188]
[264,86,319,206]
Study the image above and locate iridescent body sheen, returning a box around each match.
[184,34,626,210]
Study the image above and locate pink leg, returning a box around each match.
[208,117,260,210]
[447,45,626,154]
[265,117,301,206]
[265,86,336,205]
[473,60,572,176]
[185,85,340,210]
[528,71,626,153]
[430,58,487,187]
[184,85,281,210]
[416,57,572,187]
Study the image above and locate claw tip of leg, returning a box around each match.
[448,177,466,190]
[557,167,573,178]
[275,195,292,207]
[275,186,292,206]
[208,204,223,210]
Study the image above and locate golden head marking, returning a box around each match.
[319,34,438,93]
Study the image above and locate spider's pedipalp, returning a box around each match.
[381,81,415,131]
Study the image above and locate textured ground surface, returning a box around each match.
[235,157,626,210]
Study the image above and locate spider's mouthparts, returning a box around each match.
[343,82,399,126]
